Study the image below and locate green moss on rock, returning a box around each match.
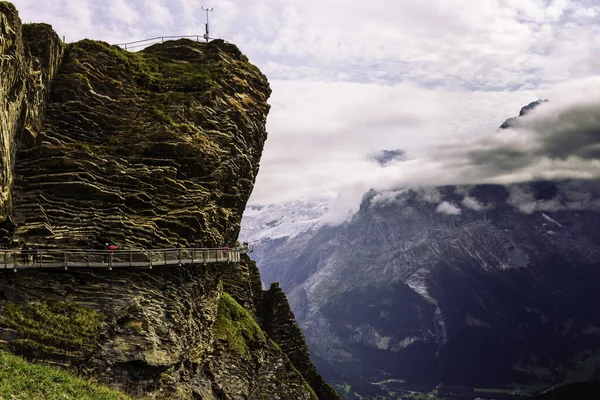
[214,292,266,355]
[0,301,103,357]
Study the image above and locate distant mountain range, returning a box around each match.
[241,102,600,399]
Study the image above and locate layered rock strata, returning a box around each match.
[9,35,270,249]
[0,2,63,221]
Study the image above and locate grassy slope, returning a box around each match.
[0,351,130,400]
[213,292,266,355]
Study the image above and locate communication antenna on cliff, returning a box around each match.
[202,6,214,42]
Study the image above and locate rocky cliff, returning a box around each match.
[0,3,338,399]
[0,2,63,221]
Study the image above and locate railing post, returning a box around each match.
[12,252,17,272]
[64,251,68,270]
[191,249,195,264]
[87,251,90,267]
[130,250,133,267]
[3,251,7,269]
[149,250,153,270]
[164,250,167,266]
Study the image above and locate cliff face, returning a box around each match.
[0,4,338,399]
[0,260,322,399]
[0,2,63,222]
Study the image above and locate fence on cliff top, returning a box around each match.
[1,245,252,271]
[113,35,220,51]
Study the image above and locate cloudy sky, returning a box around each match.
[10,0,600,208]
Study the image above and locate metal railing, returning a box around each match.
[0,245,250,271]
[113,35,216,51]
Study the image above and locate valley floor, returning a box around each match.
[334,382,545,400]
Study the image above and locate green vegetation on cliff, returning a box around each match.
[0,301,103,359]
[214,292,266,355]
[0,351,129,399]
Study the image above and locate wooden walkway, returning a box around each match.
[0,246,249,271]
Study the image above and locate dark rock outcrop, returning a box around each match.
[0,4,337,399]
[370,149,407,166]
[261,282,341,400]
[499,99,548,129]
[531,379,600,400]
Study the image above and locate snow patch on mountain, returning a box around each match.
[240,198,329,242]
[542,213,563,228]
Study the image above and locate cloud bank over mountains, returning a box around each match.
[317,95,600,224]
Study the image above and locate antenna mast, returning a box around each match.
[202,6,213,42]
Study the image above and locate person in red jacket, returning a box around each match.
[105,243,117,264]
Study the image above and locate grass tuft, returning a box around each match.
[0,350,130,399]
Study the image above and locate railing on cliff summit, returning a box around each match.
[113,35,223,51]
[1,245,252,272]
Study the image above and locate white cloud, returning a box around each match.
[370,190,408,206]
[571,6,599,18]
[416,188,443,204]
[107,0,138,25]
[462,197,488,211]
[146,0,172,27]
[436,201,462,215]
[507,182,600,214]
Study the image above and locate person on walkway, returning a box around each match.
[222,246,228,259]
[106,243,117,265]
[21,243,30,265]
[104,243,110,264]
[32,246,39,265]
[176,243,183,266]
